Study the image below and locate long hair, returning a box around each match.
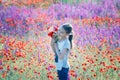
[68,33,73,49]
[62,23,73,49]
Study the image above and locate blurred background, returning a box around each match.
[0,0,120,80]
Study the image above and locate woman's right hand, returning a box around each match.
[51,38,55,47]
[50,38,57,55]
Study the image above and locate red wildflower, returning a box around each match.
[14,66,18,71]
[106,65,113,69]
[87,78,90,80]
[54,26,58,31]
[0,66,3,70]
[37,72,40,75]
[91,69,94,72]
[113,67,118,71]
[5,18,13,22]
[34,70,37,74]
[77,77,81,80]
[19,68,24,74]
[48,31,54,38]
[0,35,2,38]
[48,26,58,38]
[47,74,54,80]
[82,62,87,66]
[76,66,79,69]
[83,67,86,71]
[7,65,10,71]
[99,68,106,73]
[93,74,96,77]
[118,74,120,77]
[49,64,56,69]
[69,70,77,77]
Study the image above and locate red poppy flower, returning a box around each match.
[0,35,2,38]
[93,73,97,77]
[48,26,58,38]
[7,65,10,71]
[48,31,54,38]
[0,66,3,70]
[14,66,18,71]
[54,26,58,31]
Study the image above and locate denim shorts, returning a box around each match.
[57,67,69,80]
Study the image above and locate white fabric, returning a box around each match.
[55,38,71,70]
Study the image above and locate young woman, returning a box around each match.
[51,23,73,80]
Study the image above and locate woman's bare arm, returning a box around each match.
[50,38,56,54]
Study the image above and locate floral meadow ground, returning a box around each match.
[0,0,120,80]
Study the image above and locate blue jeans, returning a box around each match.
[57,67,69,80]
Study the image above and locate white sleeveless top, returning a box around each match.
[55,38,71,70]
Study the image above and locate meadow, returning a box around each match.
[0,0,120,80]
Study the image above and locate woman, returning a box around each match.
[51,23,73,80]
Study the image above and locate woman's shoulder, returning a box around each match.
[66,39,70,44]
[65,39,71,48]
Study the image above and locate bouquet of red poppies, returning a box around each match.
[48,26,59,43]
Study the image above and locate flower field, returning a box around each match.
[0,0,120,80]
